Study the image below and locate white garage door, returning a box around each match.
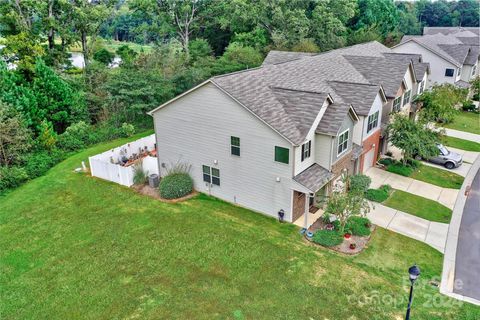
[363,148,375,172]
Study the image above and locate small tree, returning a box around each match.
[417,84,468,123]
[325,176,371,234]
[93,48,114,65]
[470,77,479,101]
[387,114,440,164]
[0,103,32,166]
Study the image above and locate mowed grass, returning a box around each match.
[411,164,464,189]
[0,136,479,319]
[443,111,480,135]
[442,136,480,152]
[383,190,452,223]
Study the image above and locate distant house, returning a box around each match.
[392,27,479,88]
[148,41,429,226]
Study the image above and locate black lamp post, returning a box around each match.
[405,264,421,320]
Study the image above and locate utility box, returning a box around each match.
[148,174,159,188]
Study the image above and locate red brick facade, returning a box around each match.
[359,129,381,173]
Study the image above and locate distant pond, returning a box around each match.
[69,52,121,69]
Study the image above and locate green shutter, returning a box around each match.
[275,146,289,164]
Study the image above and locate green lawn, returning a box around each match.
[0,137,478,319]
[442,135,480,152]
[411,164,464,189]
[383,190,452,223]
[443,111,480,135]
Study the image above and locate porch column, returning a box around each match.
[303,192,309,229]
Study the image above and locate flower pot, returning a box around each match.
[344,233,352,239]
[350,243,356,250]
[325,223,334,231]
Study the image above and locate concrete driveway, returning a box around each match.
[420,148,479,177]
[366,167,458,209]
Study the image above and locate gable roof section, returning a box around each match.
[329,81,384,116]
[316,102,358,136]
[383,52,430,81]
[424,27,480,36]
[293,163,333,192]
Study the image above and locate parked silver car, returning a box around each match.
[428,144,463,169]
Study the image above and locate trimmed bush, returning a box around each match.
[349,174,371,193]
[312,230,343,247]
[159,173,193,199]
[120,123,135,138]
[365,184,391,203]
[386,163,413,177]
[345,217,371,237]
[378,158,393,166]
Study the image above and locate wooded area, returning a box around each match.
[0,0,479,193]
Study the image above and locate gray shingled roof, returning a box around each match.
[293,163,333,192]
[464,46,480,65]
[262,51,316,66]
[383,52,430,82]
[438,44,470,65]
[455,80,471,89]
[329,81,382,116]
[343,55,411,98]
[424,27,480,36]
[316,102,353,136]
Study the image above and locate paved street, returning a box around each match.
[454,169,480,301]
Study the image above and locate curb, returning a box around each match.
[440,153,480,306]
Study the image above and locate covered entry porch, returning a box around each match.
[291,163,333,229]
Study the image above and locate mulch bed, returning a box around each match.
[306,218,375,255]
[132,184,198,203]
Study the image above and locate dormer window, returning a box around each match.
[337,129,349,155]
[301,141,311,162]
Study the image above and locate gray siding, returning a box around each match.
[332,115,354,164]
[314,134,333,169]
[152,83,296,221]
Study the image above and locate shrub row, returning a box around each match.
[379,158,420,177]
[365,185,391,202]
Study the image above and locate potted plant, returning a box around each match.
[344,233,352,240]
[350,243,356,250]
[325,223,334,231]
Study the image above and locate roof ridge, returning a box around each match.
[270,86,328,95]
[212,65,264,79]
[328,80,378,87]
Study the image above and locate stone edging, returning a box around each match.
[440,153,480,306]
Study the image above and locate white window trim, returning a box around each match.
[337,129,350,156]
[403,89,411,107]
[393,96,402,112]
[301,140,311,162]
[367,111,379,133]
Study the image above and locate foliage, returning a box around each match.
[0,166,28,193]
[57,121,92,151]
[417,84,467,124]
[386,162,414,177]
[1,32,45,77]
[387,114,440,164]
[93,48,114,65]
[159,173,193,199]
[312,230,344,247]
[348,174,371,193]
[37,120,57,151]
[325,178,371,234]
[0,102,32,166]
[471,77,480,101]
[116,45,138,66]
[188,39,213,61]
[345,216,372,237]
[120,123,135,138]
[461,100,476,112]
[291,39,319,53]
[218,42,263,70]
[365,185,391,203]
[22,148,66,179]
[133,161,147,185]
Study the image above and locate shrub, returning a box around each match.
[0,166,28,193]
[378,158,393,166]
[57,121,92,151]
[159,173,193,199]
[93,48,114,65]
[462,101,476,111]
[386,163,413,177]
[349,174,371,193]
[312,230,343,247]
[120,123,135,138]
[365,184,391,203]
[385,151,393,157]
[23,149,65,178]
[133,162,147,185]
[345,217,372,237]
[473,93,479,101]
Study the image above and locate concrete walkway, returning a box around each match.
[441,153,480,306]
[366,167,459,209]
[367,203,448,253]
[443,128,480,143]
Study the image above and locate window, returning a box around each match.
[393,96,402,112]
[445,68,454,77]
[337,129,349,155]
[472,65,477,76]
[231,136,240,156]
[301,140,311,162]
[202,165,220,186]
[419,81,425,94]
[274,146,289,164]
[403,90,411,106]
[367,111,379,133]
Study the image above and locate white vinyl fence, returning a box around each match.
[88,134,159,187]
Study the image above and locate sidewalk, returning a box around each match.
[367,203,448,253]
[366,167,458,209]
[443,128,480,143]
